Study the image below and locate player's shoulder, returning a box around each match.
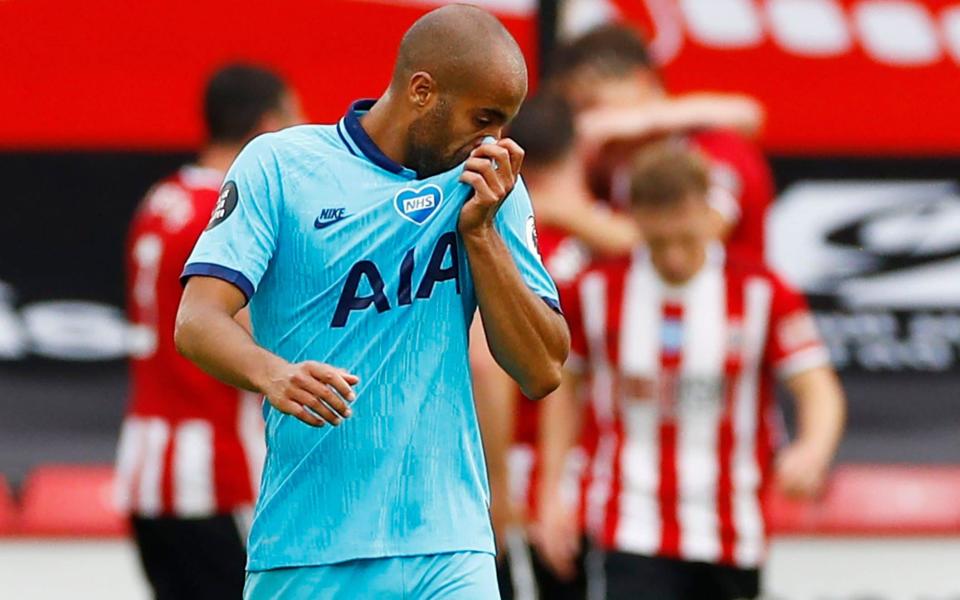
[691,127,752,153]
[134,167,213,234]
[578,251,633,284]
[176,165,223,192]
[724,250,796,293]
[139,168,202,210]
[539,226,590,286]
[242,125,338,158]
[232,125,347,190]
[690,127,768,170]
[725,248,769,276]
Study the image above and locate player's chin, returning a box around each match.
[422,156,467,178]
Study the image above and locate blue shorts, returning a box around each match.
[244,551,499,600]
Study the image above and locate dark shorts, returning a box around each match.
[603,551,760,600]
[497,535,588,600]
[131,514,247,600]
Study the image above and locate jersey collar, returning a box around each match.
[637,242,726,297]
[340,99,417,179]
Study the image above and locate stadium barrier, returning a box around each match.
[14,465,126,537]
[0,475,14,535]
[2,463,959,538]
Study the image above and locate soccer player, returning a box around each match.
[537,142,846,600]
[174,6,569,599]
[548,24,773,263]
[114,64,303,599]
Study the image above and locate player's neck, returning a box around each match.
[358,95,411,168]
[196,143,243,174]
[655,248,708,288]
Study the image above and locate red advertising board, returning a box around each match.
[3,0,959,154]
[0,0,537,150]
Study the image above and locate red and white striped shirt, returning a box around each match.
[114,165,265,519]
[564,246,828,567]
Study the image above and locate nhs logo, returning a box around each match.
[394,184,443,225]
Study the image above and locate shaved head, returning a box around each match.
[379,4,529,177]
[392,4,527,98]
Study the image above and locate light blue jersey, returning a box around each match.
[182,100,559,571]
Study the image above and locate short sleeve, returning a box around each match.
[765,273,831,379]
[494,177,561,312]
[559,280,588,374]
[181,135,283,302]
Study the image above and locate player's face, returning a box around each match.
[634,195,712,285]
[406,82,525,178]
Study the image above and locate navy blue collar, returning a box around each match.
[342,99,415,177]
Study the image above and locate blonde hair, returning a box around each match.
[629,141,710,210]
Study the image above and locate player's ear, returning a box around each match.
[408,72,437,111]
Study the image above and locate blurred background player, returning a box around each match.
[548,24,774,263]
[478,91,638,600]
[537,142,846,600]
[114,64,303,600]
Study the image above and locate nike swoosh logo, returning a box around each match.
[314,216,346,230]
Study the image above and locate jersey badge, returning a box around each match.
[394,184,443,225]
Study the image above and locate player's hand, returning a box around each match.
[262,361,359,428]
[531,498,580,581]
[458,138,524,235]
[775,441,831,499]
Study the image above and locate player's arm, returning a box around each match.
[768,278,846,499]
[234,306,253,334]
[534,367,584,579]
[576,93,764,152]
[459,139,569,400]
[778,365,846,499]
[176,277,358,428]
[534,196,641,257]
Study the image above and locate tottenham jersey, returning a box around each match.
[182,99,559,570]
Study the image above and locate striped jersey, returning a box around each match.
[115,165,264,519]
[564,245,828,567]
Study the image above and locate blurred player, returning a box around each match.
[548,24,774,262]
[114,64,303,600]
[478,91,638,600]
[175,6,568,599]
[537,143,845,600]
